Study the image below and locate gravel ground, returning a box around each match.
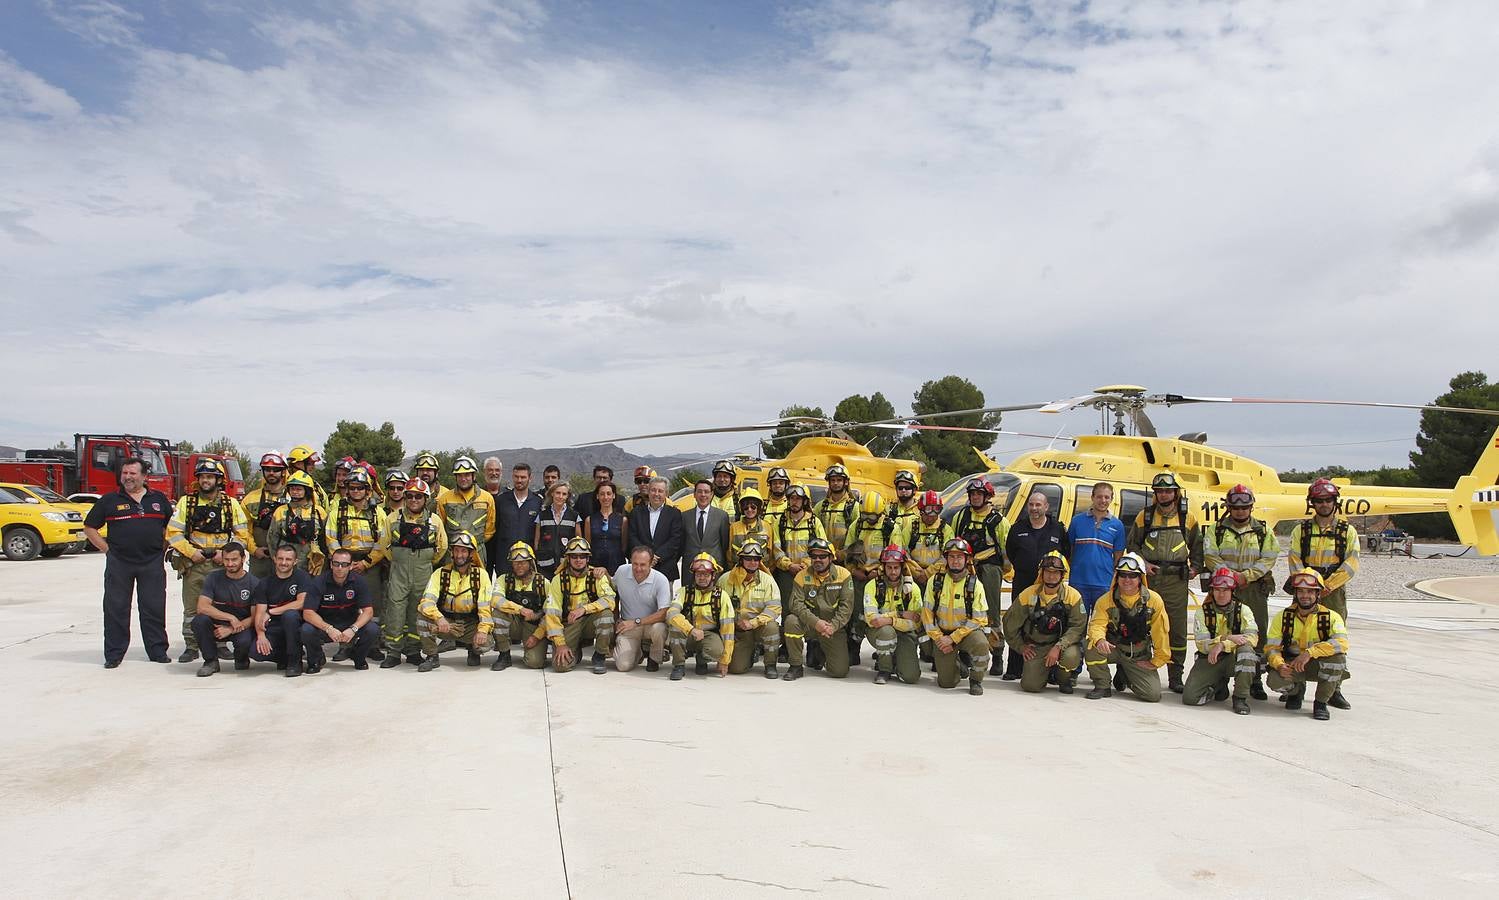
[1265,550,1499,600]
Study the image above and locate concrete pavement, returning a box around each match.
[4,553,1499,897]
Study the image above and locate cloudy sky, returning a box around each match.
[3,0,1497,472]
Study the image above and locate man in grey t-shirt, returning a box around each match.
[611,545,673,672]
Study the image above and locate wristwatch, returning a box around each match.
[634,617,641,625]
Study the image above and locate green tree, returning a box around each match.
[175,440,196,454]
[200,436,241,458]
[323,421,405,488]
[673,468,707,494]
[833,392,898,455]
[1409,371,1499,487]
[908,376,1000,474]
[761,405,827,457]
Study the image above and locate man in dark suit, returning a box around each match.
[680,479,731,571]
[628,476,684,581]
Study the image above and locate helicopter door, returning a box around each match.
[1118,488,1150,526]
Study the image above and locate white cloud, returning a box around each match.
[1,0,1498,472]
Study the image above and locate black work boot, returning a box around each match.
[694,653,709,676]
[874,670,888,685]
[367,648,385,661]
[1250,674,1268,701]
[284,660,303,678]
[1112,666,1126,692]
[1058,675,1075,695]
[417,654,441,672]
[645,658,660,672]
[669,664,685,681]
[764,659,778,679]
[989,654,1005,676]
[216,644,233,660]
[1312,701,1330,720]
[1284,687,1304,711]
[968,678,984,696]
[196,658,219,677]
[1328,688,1351,710]
[333,646,351,662]
[782,664,804,681]
[1167,662,1184,694]
[490,653,511,671]
[1086,685,1112,700]
[1233,697,1251,715]
[233,650,250,671]
[379,653,402,669]
[591,652,607,675]
[177,647,199,664]
[807,642,824,670]
[467,649,482,667]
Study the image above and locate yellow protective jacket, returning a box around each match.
[844,515,891,578]
[417,564,493,632]
[242,485,289,548]
[719,567,781,628]
[814,494,859,555]
[886,500,919,549]
[324,499,390,564]
[668,585,737,663]
[387,509,448,563]
[1203,516,1279,584]
[167,491,253,557]
[862,576,922,632]
[903,520,950,579]
[922,569,988,643]
[763,495,789,522]
[710,489,739,520]
[787,564,856,633]
[1086,588,1170,667]
[1193,598,1260,655]
[771,511,827,572]
[1004,582,1086,652]
[544,569,617,645]
[433,485,497,544]
[1128,504,1203,570]
[490,569,551,643]
[1286,519,1360,594]
[728,518,773,567]
[1265,604,1349,669]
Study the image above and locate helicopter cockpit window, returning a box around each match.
[1118,489,1150,525]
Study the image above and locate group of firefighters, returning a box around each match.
[104,444,1356,721]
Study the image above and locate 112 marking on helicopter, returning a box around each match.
[577,386,1499,554]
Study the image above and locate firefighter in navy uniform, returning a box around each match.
[1267,569,1350,721]
[1127,472,1202,693]
[266,471,327,575]
[325,467,391,642]
[382,478,447,668]
[921,538,991,695]
[1286,478,1359,710]
[302,547,382,672]
[1084,553,1170,702]
[243,453,290,579]
[1003,551,1085,694]
[1183,567,1260,715]
[166,458,252,664]
[862,545,923,685]
[491,542,553,670]
[952,478,1009,674]
[415,533,493,671]
[83,457,173,667]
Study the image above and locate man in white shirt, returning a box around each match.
[611,545,673,672]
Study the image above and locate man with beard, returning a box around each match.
[167,459,252,664]
[862,545,923,685]
[382,478,447,668]
[1003,551,1084,695]
[1267,569,1350,721]
[782,538,856,682]
[544,538,617,675]
[302,546,382,672]
[1203,484,1279,701]
[667,553,736,680]
[491,542,555,670]
[243,453,290,579]
[190,541,259,677]
[434,455,497,569]
[415,533,493,671]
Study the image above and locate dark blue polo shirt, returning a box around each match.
[252,568,310,613]
[307,570,374,625]
[85,489,172,565]
[201,569,260,616]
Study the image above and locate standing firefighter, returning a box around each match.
[1183,567,1260,715]
[1267,569,1350,721]
[491,542,553,670]
[1286,478,1358,711]
[842,490,889,666]
[1003,551,1085,695]
[903,491,950,588]
[167,458,252,664]
[709,460,741,519]
[266,472,327,575]
[951,478,1009,672]
[814,464,859,558]
[1084,553,1169,702]
[771,485,827,607]
[415,533,492,671]
[383,478,447,668]
[434,455,497,569]
[921,538,990,696]
[544,538,617,675]
[285,444,330,509]
[862,545,923,685]
[668,553,736,680]
[243,453,290,579]
[727,488,773,566]
[722,539,782,678]
[1127,472,1202,693]
[1203,483,1278,700]
[782,537,857,681]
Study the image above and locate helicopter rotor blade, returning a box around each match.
[1130,408,1158,437]
[864,422,1067,440]
[571,417,834,447]
[1156,395,1499,417]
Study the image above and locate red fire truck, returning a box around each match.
[0,434,245,502]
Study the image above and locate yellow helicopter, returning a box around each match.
[577,387,1499,552]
